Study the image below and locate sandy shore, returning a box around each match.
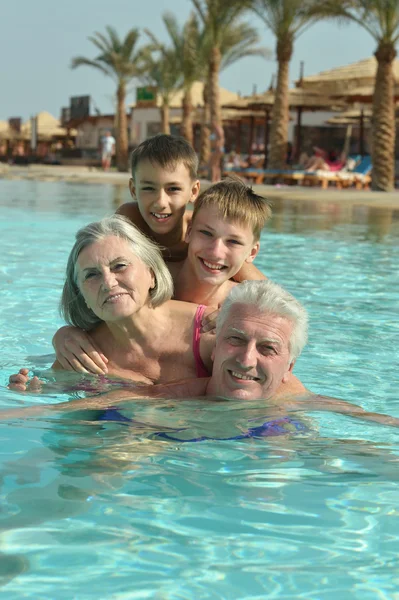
[1,163,399,210]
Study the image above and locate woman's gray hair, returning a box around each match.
[216,280,308,361]
[60,215,173,330]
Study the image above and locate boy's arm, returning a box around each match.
[53,326,108,374]
[233,262,266,283]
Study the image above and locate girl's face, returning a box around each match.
[186,206,259,285]
[76,236,155,322]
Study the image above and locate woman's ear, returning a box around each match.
[149,269,156,290]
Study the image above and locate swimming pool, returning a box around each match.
[1,179,399,598]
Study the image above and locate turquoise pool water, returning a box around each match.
[0,179,399,599]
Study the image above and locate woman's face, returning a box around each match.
[76,236,155,322]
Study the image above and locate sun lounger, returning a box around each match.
[300,156,370,190]
[334,156,372,190]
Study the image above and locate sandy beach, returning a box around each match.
[1,163,399,211]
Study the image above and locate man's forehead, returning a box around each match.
[223,304,292,336]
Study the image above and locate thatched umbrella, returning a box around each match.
[21,111,77,141]
[297,57,399,95]
[329,84,399,157]
[224,88,340,166]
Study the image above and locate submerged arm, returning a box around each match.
[293,395,399,429]
[2,377,210,421]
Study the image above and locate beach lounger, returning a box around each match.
[334,156,372,190]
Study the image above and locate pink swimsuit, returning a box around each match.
[193,305,211,378]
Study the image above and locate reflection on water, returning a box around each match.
[0,179,398,242]
[268,197,399,241]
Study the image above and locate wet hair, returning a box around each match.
[130,134,199,180]
[216,280,308,362]
[60,215,174,330]
[191,177,272,242]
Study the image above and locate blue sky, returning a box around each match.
[0,0,377,121]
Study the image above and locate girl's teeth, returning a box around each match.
[153,213,170,219]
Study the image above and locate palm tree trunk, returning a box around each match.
[160,103,170,135]
[269,37,293,170]
[209,46,222,129]
[371,43,396,192]
[181,86,193,145]
[200,79,211,165]
[116,81,128,171]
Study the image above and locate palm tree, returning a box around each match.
[140,45,182,134]
[195,8,270,163]
[315,0,399,192]
[250,0,327,170]
[146,13,201,145]
[71,26,143,171]
[190,0,252,136]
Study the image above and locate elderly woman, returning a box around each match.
[37,215,214,385]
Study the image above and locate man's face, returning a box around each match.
[208,303,295,400]
[129,159,200,236]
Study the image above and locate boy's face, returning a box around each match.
[129,159,200,235]
[185,206,260,285]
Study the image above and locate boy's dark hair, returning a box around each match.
[192,176,272,242]
[130,134,199,180]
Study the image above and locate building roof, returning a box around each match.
[297,57,399,94]
[223,88,341,111]
[130,81,239,109]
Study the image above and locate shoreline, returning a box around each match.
[1,164,399,211]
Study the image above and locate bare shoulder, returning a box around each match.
[116,202,144,225]
[275,373,306,399]
[168,299,199,319]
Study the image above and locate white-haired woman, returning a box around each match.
[13,215,215,388]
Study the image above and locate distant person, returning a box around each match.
[100,130,116,171]
[303,147,345,172]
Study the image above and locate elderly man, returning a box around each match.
[6,280,399,431]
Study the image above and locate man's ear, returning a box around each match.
[191,179,200,203]
[185,221,193,244]
[245,241,260,264]
[282,360,295,383]
[129,178,136,199]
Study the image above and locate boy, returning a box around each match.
[117,133,200,261]
[170,178,270,307]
